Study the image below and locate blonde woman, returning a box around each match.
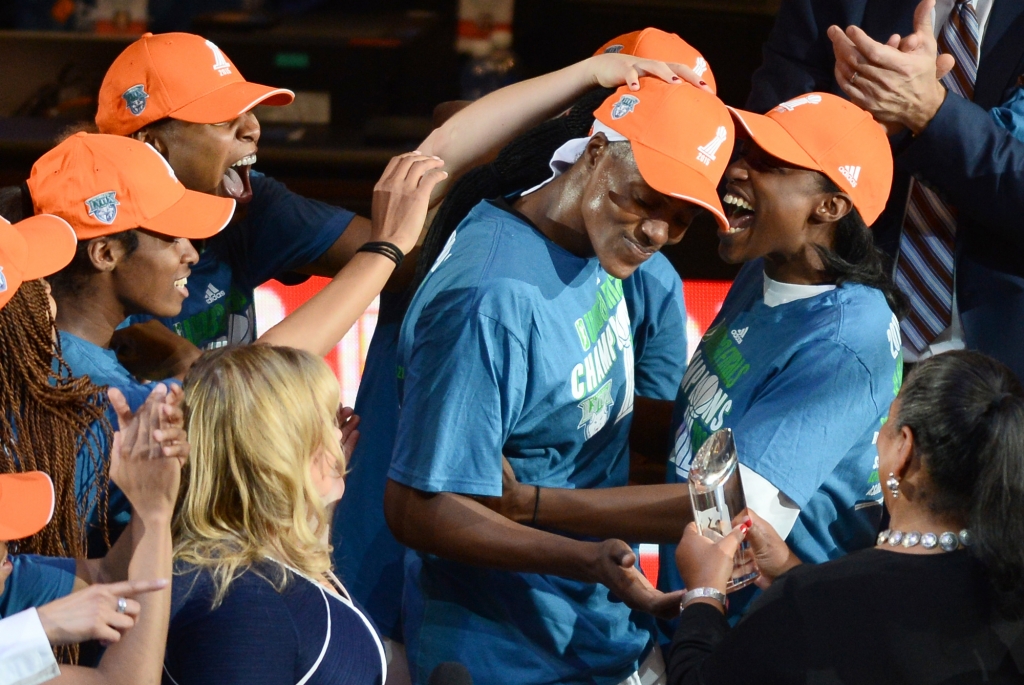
[164,345,385,685]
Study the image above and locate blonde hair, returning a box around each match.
[175,345,345,606]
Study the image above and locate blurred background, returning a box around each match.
[0,0,782,403]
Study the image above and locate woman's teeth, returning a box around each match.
[231,154,257,168]
[723,193,754,212]
[722,193,755,234]
[174,277,188,289]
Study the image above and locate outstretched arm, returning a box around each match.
[418,52,704,202]
[384,479,683,619]
[480,455,691,545]
[256,153,446,356]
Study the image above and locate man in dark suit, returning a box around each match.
[747,0,1024,381]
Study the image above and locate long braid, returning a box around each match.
[0,280,112,558]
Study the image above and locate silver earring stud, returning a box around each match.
[886,472,900,498]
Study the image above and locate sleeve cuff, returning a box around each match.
[0,609,60,685]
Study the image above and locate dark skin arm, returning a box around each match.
[480,397,691,544]
[384,479,684,619]
[629,396,675,484]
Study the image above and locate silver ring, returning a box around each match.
[850,71,859,84]
[116,597,128,614]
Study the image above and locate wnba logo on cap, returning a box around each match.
[611,95,640,120]
[85,191,120,224]
[122,85,149,116]
[774,94,822,112]
[697,126,728,166]
[693,57,708,77]
[0,266,7,294]
[603,44,625,53]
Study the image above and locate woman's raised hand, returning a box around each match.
[371,152,449,255]
[586,53,712,92]
[108,384,188,522]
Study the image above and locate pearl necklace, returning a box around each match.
[877,528,971,552]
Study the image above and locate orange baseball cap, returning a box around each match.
[0,472,55,541]
[593,78,734,230]
[96,32,295,136]
[727,93,893,225]
[0,213,77,311]
[28,133,236,241]
[595,28,716,94]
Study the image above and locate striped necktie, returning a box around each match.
[894,0,979,353]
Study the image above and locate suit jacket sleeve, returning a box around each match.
[746,0,861,112]
[899,91,1024,250]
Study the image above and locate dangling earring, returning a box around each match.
[886,472,900,498]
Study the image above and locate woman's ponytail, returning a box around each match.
[896,351,1024,617]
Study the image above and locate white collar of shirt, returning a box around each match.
[762,273,836,308]
[933,0,994,40]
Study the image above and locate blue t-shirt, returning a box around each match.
[0,555,76,617]
[388,199,660,685]
[59,330,170,553]
[131,172,355,349]
[165,560,386,685]
[659,260,902,619]
[333,251,687,641]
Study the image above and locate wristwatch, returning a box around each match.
[680,587,728,611]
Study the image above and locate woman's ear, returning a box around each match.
[811,191,854,225]
[86,237,124,273]
[892,424,917,481]
[581,132,611,169]
[133,126,168,156]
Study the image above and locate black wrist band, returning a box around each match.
[531,485,541,526]
[357,241,404,268]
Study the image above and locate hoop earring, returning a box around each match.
[886,472,900,499]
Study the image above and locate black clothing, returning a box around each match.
[667,548,1024,684]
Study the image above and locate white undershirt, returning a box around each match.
[903,0,992,362]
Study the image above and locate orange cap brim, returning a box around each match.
[170,81,295,125]
[630,141,729,231]
[0,472,55,541]
[140,189,236,240]
[14,214,78,281]
[726,106,820,172]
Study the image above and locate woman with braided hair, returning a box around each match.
[0,279,115,559]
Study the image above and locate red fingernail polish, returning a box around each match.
[699,80,707,86]
[744,517,752,527]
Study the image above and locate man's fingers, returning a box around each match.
[845,25,907,69]
[376,152,418,188]
[886,33,901,48]
[936,54,956,80]
[912,0,937,38]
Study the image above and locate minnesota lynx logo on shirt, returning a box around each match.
[671,324,751,476]
[571,276,635,438]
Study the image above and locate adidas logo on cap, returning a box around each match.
[838,165,861,187]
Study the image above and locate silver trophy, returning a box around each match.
[688,428,759,591]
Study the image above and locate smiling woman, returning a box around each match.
[658,92,907,621]
[21,133,235,547]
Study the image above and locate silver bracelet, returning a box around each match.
[680,586,728,611]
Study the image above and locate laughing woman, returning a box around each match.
[659,92,906,616]
[482,94,905,623]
